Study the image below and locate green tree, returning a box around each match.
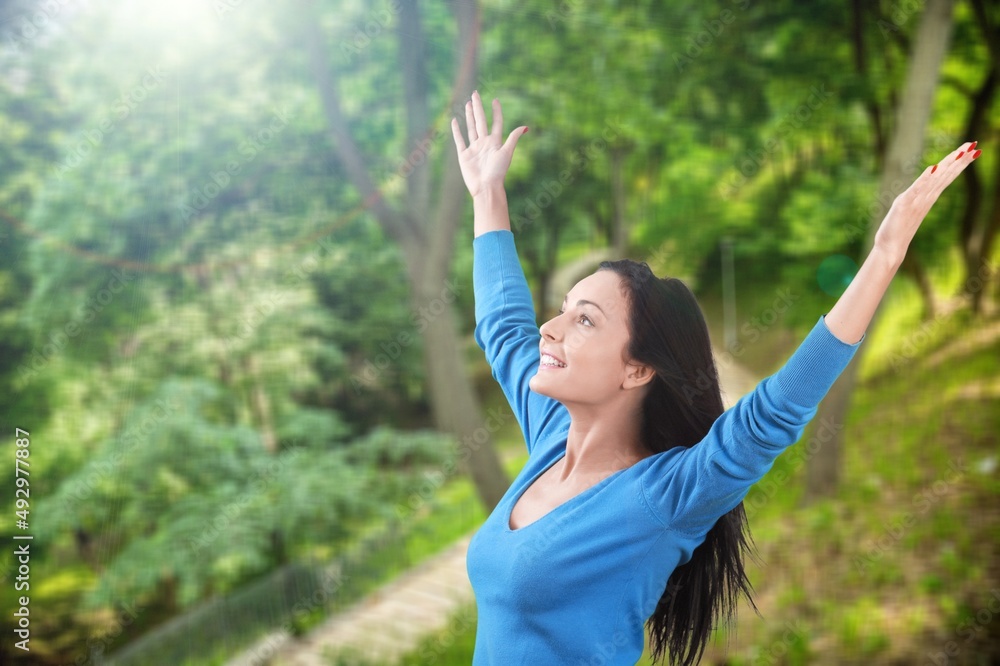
[299,0,510,510]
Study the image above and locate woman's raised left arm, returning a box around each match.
[825,141,981,344]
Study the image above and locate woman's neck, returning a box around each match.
[557,401,650,483]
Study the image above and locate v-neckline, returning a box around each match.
[505,451,629,532]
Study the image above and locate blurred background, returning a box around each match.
[1,0,998,664]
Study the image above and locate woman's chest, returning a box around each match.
[508,461,611,530]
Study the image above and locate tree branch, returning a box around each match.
[300,6,416,248]
[422,0,480,289]
[398,0,432,229]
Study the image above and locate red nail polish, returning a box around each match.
[973,149,982,159]
[956,152,965,160]
[969,141,977,151]
[931,164,938,173]
[523,127,529,134]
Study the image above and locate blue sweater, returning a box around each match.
[465,230,863,664]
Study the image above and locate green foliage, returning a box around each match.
[36,377,453,611]
[0,0,996,662]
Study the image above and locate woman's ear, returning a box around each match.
[623,362,656,390]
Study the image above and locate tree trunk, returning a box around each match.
[407,269,511,508]
[966,0,1000,313]
[902,253,936,321]
[957,64,996,312]
[302,0,509,510]
[974,161,1000,313]
[806,0,955,501]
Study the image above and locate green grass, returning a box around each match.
[395,602,479,665]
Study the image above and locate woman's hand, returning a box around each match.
[826,141,981,344]
[451,91,528,199]
[874,141,981,263]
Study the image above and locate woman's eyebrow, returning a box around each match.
[563,296,607,316]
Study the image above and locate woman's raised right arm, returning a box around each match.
[453,94,566,453]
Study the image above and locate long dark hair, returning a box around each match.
[599,259,762,666]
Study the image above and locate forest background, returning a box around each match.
[0,0,998,663]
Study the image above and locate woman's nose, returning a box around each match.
[539,314,561,340]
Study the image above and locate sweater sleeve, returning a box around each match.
[472,230,569,454]
[641,314,864,536]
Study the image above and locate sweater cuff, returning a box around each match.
[773,314,864,407]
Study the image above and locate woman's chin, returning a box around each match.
[528,373,553,398]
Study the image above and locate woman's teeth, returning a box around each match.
[541,354,566,368]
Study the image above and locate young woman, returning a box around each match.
[450,90,980,665]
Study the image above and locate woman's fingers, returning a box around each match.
[472,90,488,140]
[451,117,467,153]
[457,92,506,147]
[465,100,477,143]
[502,126,528,157]
[929,141,978,178]
[490,98,503,139]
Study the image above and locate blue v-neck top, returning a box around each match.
[466,230,863,664]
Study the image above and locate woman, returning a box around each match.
[450,90,980,665]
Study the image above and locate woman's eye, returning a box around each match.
[557,309,592,327]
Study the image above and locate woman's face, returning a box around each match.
[529,270,649,406]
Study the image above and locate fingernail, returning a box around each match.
[969,141,977,151]
[523,127,529,134]
[956,152,965,160]
[931,164,938,173]
[973,149,982,159]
